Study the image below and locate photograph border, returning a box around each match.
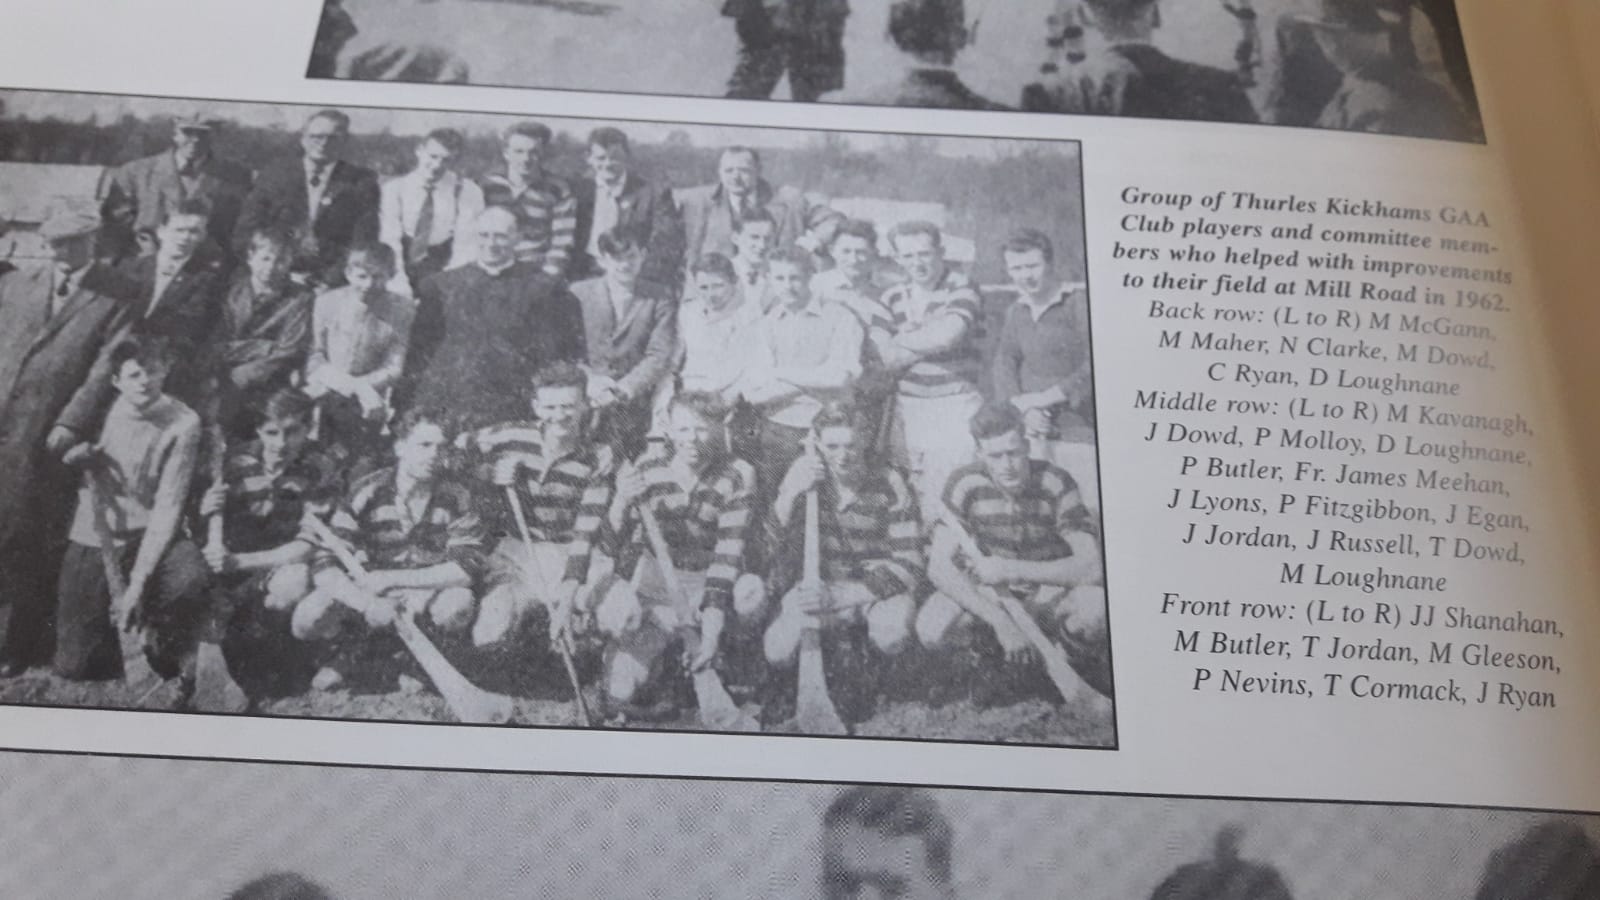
[0,83,1117,752]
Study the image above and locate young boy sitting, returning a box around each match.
[214,228,314,433]
[304,242,415,464]
[54,337,244,709]
[199,388,342,697]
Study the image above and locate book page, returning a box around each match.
[0,0,1596,895]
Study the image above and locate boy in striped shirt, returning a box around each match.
[293,409,486,688]
[761,403,923,722]
[478,121,578,279]
[916,403,1107,700]
[462,362,614,654]
[581,391,766,713]
[878,221,986,521]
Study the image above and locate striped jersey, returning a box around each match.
[313,468,487,580]
[596,450,756,613]
[219,442,343,553]
[766,464,925,601]
[479,172,578,276]
[881,266,983,398]
[942,460,1093,564]
[463,420,614,583]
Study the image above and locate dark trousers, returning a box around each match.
[0,470,77,667]
[54,536,212,681]
[726,18,845,102]
[754,418,809,517]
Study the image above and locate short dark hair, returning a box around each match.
[226,872,336,900]
[596,226,645,258]
[767,245,815,278]
[305,109,351,133]
[670,390,730,425]
[810,401,858,435]
[588,126,630,152]
[109,336,175,377]
[422,127,465,155]
[531,360,589,396]
[245,226,296,257]
[822,786,952,885]
[255,388,315,427]
[1001,228,1055,263]
[831,218,878,250]
[969,401,1025,442]
[393,406,454,442]
[690,252,737,283]
[161,196,213,226]
[888,220,943,250]
[344,241,397,277]
[720,145,761,167]
[887,0,968,64]
[733,208,777,234]
[503,120,552,146]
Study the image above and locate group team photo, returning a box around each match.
[0,88,1108,745]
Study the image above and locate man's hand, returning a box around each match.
[785,582,829,617]
[993,617,1036,666]
[203,542,234,574]
[587,375,623,409]
[970,553,1013,587]
[61,442,104,469]
[1022,406,1051,439]
[490,456,524,488]
[358,569,397,598]
[775,454,824,520]
[691,607,725,672]
[46,426,79,457]
[355,383,387,419]
[115,581,146,632]
[611,466,649,517]
[361,593,397,629]
[200,483,228,519]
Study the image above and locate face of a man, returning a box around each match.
[893,233,944,288]
[344,262,381,297]
[533,384,587,436]
[693,271,735,310]
[503,134,544,182]
[158,213,206,260]
[814,425,858,475]
[396,422,447,482]
[718,150,759,198]
[667,404,721,468]
[600,245,647,288]
[414,138,455,185]
[112,358,168,410]
[976,429,1030,493]
[822,824,951,900]
[732,222,775,263]
[476,210,520,269]
[587,143,628,186]
[47,233,95,273]
[1003,248,1053,298]
[831,234,875,283]
[301,115,348,165]
[258,416,310,470]
[247,241,292,289]
[171,127,209,168]
[766,260,809,309]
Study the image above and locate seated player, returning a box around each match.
[915,402,1108,700]
[198,389,342,696]
[579,391,765,717]
[53,338,244,709]
[304,242,414,464]
[214,227,314,433]
[462,362,614,656]
[293,409,485,689]
[761,403,922,723]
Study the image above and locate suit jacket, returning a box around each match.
[100,150,253,261]
[0,264,135,532]
[571,173,685,285]
[570,276,677,402]
[233,155,381,280]
[676,178,840,264]
[216,275,313,394]
[406,262,585,426]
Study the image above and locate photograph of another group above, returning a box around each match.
[308,0,1483,142]
[4,752,1597,899]
[0,88,1109,746]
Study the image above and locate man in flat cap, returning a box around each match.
[100,114,253,265]
[0,211,135,676]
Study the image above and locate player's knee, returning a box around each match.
[867,594,915,654]
[732,573,766,620]
[428,588,476,633]
[763,615,802,665]
[263,564,312,611]
[290,591,337,641]
[471,587,518,648]
[914,594,959,648]
[594,579,641,637]
[606,652,649,704]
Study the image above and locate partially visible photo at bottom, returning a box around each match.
[0,751,1593,899]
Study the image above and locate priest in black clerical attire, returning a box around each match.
[403,206,584,427]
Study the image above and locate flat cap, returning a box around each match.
[38,210,101,241]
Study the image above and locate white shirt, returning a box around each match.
[379,169,486,292]
[677,295,763,398]
[587,177,626,257]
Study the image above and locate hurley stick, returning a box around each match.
[504,485,591,727]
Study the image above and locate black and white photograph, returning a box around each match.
[0,87,1110,746]
[3,751,1596,898]
[307,0,1483,142]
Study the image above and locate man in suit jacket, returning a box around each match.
[0,212,136,675]
[405,207,585,428]
[99,114,253,265]
[232,109,380,285]
[571,127,685,287]
[676,146,841,267]
[571,228,677,457]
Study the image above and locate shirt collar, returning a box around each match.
[1018,284,1068,320]
[595,174,627,199]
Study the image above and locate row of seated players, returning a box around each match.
[57,339,1106,723]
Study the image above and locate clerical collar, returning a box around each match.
[478,259,517,278]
